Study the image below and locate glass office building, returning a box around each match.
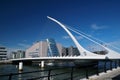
[46,38,60,57]
[26,39,62,58]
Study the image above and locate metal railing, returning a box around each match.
[0,60,120,80]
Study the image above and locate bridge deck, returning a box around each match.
[11,55,120,62]
[11,56,106,61]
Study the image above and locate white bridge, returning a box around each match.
[11,16,120,69]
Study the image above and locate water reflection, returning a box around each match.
[18,71,22,80]
[40,67,47,80]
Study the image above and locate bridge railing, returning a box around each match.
[0,67,82,80]
[0,66,98,80]
[0,60,120,80]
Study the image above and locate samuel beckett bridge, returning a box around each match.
[1,16,120,80]
[10,16,120,69]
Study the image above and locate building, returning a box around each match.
[56,43,63,56]
[26,38,63,58]
[0,46,7,60]
[46,38,60,56]
[12,50,25,59]
[12,52,17,59]
[26,41,48,58]
[62,47,68,56]
[62,46,80,56]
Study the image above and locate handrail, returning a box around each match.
[0,60,120,80]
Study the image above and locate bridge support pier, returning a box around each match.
[19,62,23,71]
[41,61,45,68]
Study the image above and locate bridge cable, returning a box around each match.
[66,25,120,55]
[66,26,110,51]
[66,25,120,51]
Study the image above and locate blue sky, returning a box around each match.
[0,0,120,52]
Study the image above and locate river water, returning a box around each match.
[0,61,117,80]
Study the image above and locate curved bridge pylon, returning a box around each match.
[47,16,120,59]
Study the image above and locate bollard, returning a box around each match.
[19,62,23,71]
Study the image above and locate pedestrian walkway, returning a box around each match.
[88,67,120,80]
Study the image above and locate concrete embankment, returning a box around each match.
[88,67,120,80]
[0,60,12,64]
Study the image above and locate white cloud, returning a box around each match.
[23,40,27,42]
[62,35,83,40]
[63,36,70,39]
[91,24,107,30]
[18,43,31,49]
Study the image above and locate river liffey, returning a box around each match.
[0,61,118,80]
